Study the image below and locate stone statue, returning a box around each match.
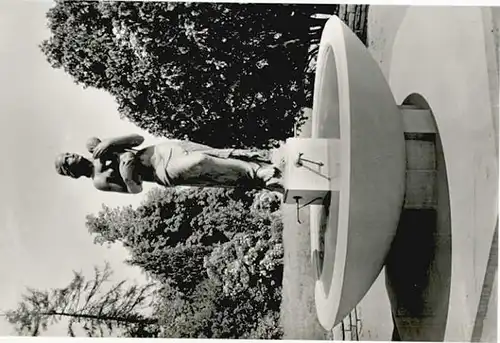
[54,134,284,194]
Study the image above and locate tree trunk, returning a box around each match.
[44,311,158,325]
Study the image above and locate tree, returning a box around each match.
[202,212,284,339]
[5,263,159,337]
[204,215,283,305]
[154,279,220,338]
[85,187,274,293]
[85,186,284,338]
[40,1,340,148]
[155,225,284,339]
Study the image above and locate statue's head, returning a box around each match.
[54,152,92,179]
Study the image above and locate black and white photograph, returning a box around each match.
[0,0,497,341]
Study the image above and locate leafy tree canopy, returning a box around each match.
[41,1,338,148]
[85,187,284,338]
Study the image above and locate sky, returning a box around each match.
[0,0,165,336]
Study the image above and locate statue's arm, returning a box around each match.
[118,152,143,194]
[93,134,145,159]
[107,134,145,148]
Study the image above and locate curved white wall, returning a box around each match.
[387,7,498,341]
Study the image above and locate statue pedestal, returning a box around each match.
[283,138,339,207]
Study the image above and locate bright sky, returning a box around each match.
[0,0,165,336]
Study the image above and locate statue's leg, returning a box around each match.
[226,148,284,192]
[202,148,273,164]
[166,151,262,187]
[164,147,284,192]
[229,148,272,163]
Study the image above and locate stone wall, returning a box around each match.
[338,4,369,45]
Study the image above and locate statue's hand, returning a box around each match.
[92,140,112,160]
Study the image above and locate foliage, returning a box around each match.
[40,1,339,148]
[204,213,283,304]
[155,272,282,339]
[85,186,283,338]
[85,187,277,293]
[8,185,283,338]
[5,263,159,337]
[154,279,219,338]
[200,213,283,339]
